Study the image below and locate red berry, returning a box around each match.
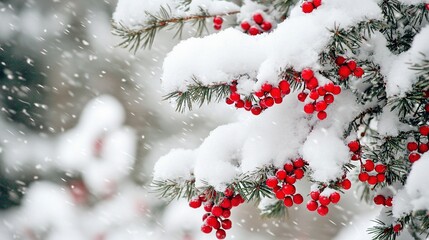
[377,173,385,182]
[213,16,223,25]
[261,83,273,92]
[310,191,320,201]
[419,143,429,153]
[301,68,314,81]
[307,77,319,90]
[214,24,222,30]
[409,152,421,163]
[211,206,223,217]
[230,196,241,207]
[224,188,234,197]
[317,111,327,120]
[244,100,252,111]
[189,198,202,208]
[221,219,232,230]
[367,176,378,185]
[309,90,319,100]
[420,125,429,136]
[235,100,244,108]
[425,104,429,112]
[332,85,342,95]
[317,205,329,216]
[306,200,318,211]
[241,21,251,31]
[265,97,274,107]
[317,87,326,96]
[275,189,286,199]
[253,13,264,24]
[330,192,341,204]
[324,83,335,92]
[407,142,418,151]
[283,196,294,207]
[226,98,234,105]
[294,168,305,179]
[338,65,352,79]
[426,3,429,11]
[347,60,357,71]
[304,103,315,114]
[324,94,334,104]
[353,67,364,78]
[284,163,294,172]
[393,224,402,233]
[342,179,352,190]
[248,26,260,35]
[335,56,346,66]
[274,97,283,104]
[216,229,226,239]
[351,154,361,161]
[313,0,322,8]
[294,158,305,168]
[279,80,290,93]
[315,101,327,111]
[358,172,369,182]
[385,197,393,207]
[261,21,272,31]
[298,92,308,102]
[293,194,304,204]
[282,184,296,195]
[202,213,210,221]
[230,92,240,102]
[348,140,360,152]
[285,175,296,184]
[364,160,375,172]
[375,164,386,173]
[270,87,281,98]
[302,1,314,13]
[206,216,218,227]
[319,195,330,206]
[222,209,231,218]
[266,177,278,188]
[373,195,385,205]
[201,224,213,234]
[276,169,287,180]
[220,198,231,209]
[251,106,262,115]
[204,202,213,212]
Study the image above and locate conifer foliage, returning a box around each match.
[113,0,429,239]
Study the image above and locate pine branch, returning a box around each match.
[367,219,398,240]
[151,178,197,202]
[260,200,287,219]
[163,78,231,112]
[112,7,240,52]
[235,166,274,202]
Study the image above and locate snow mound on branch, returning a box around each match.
[113,0,239,29]
[393,152,429,217]
[386,25,429,97]
[153,148,196,181]
[161,0,381,92]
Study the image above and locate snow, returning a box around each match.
[393,152,429,217]
[153,148,196,181]
[161,0,381,92]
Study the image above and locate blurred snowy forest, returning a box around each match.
[0,0,385,239]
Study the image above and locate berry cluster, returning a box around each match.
[426,3,429,11]
[306,188,341,216]
[302,0,322,14]
[407,125,429,163]
[335,56,364,80]
[189,188,244,239]
[348,140,362,161]
[358,159,387,185]
[393,223,403,233]
[213,16,224,31]
[298,68,342,120]
[226,79,291,115]
[265,158,307,207]
[240,12,272,35]
[373,194,393,207]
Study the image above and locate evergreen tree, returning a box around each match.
[113,1,429,239]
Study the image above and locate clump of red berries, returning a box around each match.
[335,56,364,80]
[240,12,272,35]
[225,79,291,115]
[426,3,429,11]
[213,16,224,30]
[373,194,393,207]
[306,188,341,216]
[393,223,402,233]
[406,125,429,163]
[358,159,387,185]
[302,0,322,14]
[298,68,342,120]
[348,140,362,161]
[189,188,244,239]
[265,158,307,207]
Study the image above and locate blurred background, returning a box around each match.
[0,0,377,239]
